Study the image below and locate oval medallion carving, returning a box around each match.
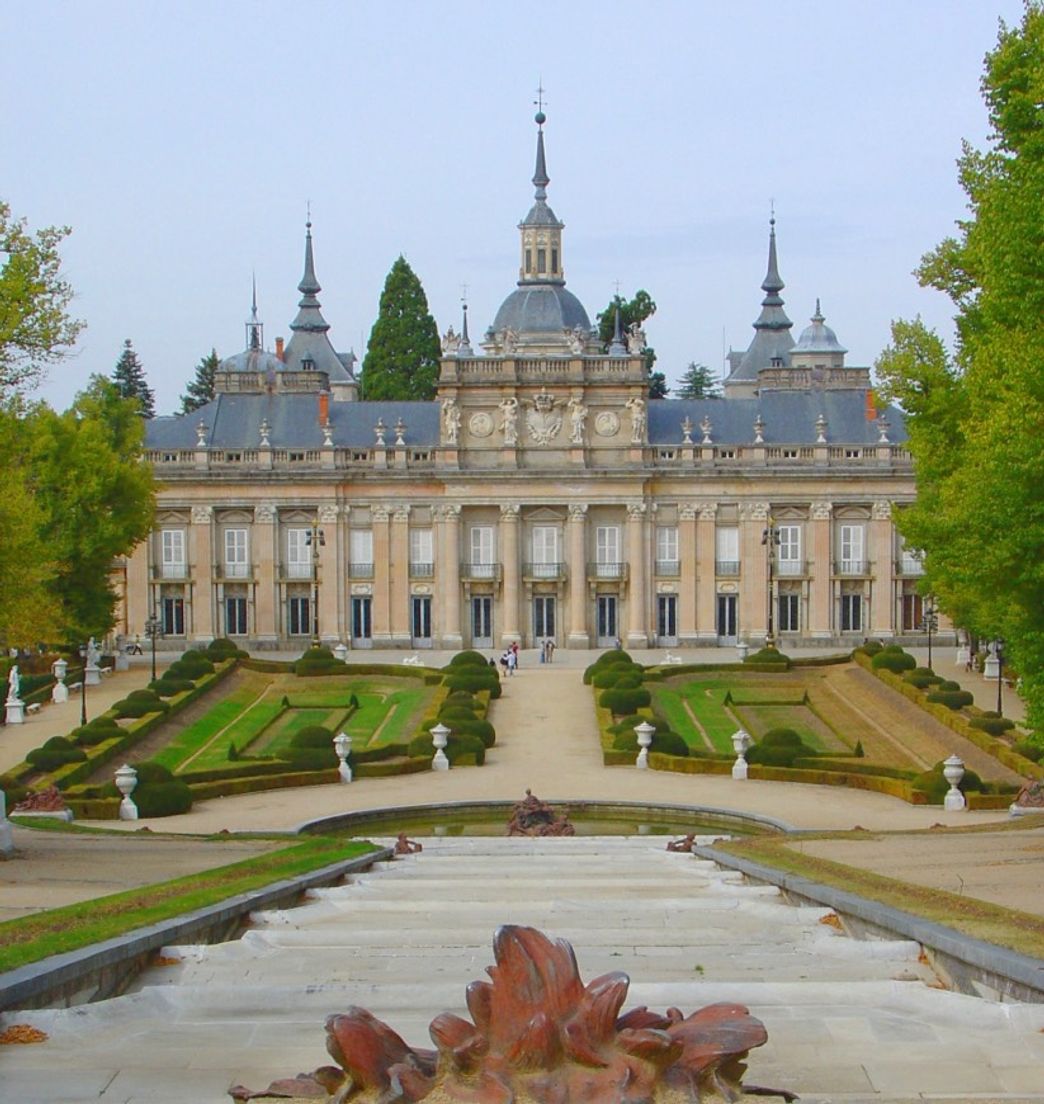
[594,410,620,437]
[469,411,494,438]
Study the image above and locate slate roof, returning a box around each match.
[492,284,591,335]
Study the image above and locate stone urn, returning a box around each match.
[334,732,353,784]
[634,721,655,770]
[731,729,752,780]
[430,723,450,772]
[114,763,139,820]
[942,754,967,811]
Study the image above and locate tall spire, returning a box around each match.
[752,214,792,334]
[245,274,263,351]
[532,112,549,200]
[290,219,330,335]
[517,94,565,286]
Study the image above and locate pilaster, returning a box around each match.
[809,501,833,639]
[870,500,895,638]
[740,502,769,643]
[678,504,698,645]
[190,505,214,643]
[436,505,463,648]
[500,504,521,645]
[371,505,393,644]
[567,505,589,647]
[253,504,278,644]
[390,506,412,646]
[695,503,717,643]
[318,504,341,645]
[625,502,648,648]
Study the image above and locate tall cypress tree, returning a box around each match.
[180,348,219,413]
[360,256,441,400]
[112,338,155,417]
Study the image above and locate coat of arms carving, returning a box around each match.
[524,390,562,446]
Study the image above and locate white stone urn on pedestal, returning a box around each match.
[431,723,450,772]
[334,732,353,784]
[52,658,69,704]
[333,643,349,663]
[731,729,752,780]
[114,764,139,820]
[634,721,655,770]
[943,754,967,811]
[736,641,750,662]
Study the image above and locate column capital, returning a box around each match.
[626,501,647,519]
[568,504,588,521]
[500,503,521,520]
[697,502,717,521]
[392,505,411,523]
[436,503,461,520]
[743,501,770,522]
[811,500,833,521]
[254,503,277,524]
[190,505,213,524]
[871,499,893,521]
[679,503,698,521]
[317,504,340,524]
[371,504,391,522]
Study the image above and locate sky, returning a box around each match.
[5,1,1025,415]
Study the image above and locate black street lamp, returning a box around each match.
[144,614,162,682]
[995,638,1006,716]
[78,642,88,727]
[921,596,938,671]
[761,521,781,646]
[306,519,326,648]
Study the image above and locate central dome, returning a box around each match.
[492,284,591,337]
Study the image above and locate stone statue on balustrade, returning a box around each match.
[441,398,461,445]
[567,398,588,445]
[498,397,519,446]
[625,395,646,444]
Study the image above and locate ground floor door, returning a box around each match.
[351,596,372,647]
[716,594,737,643]
[472,596,493,649]
[412,596,433,647]
[288,596,311,638]
[225,596,248,636]
[656,594,677,644]
[596,595,618,647]
[533,596,556,643]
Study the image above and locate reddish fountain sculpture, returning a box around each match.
[231,925,783,1103]
[507,789,575,837]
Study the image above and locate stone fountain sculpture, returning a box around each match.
[231,925,780,1103]
[506,789,575,837]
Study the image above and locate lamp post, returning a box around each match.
[995,638,1005,716]
[761,521,781,646]
[144,614,161,682]
[305,517,326,648]
[921,596,938,671]
[78,642,88,727]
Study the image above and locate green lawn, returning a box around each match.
[652,681,738,754]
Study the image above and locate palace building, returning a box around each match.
[125,111,929,653]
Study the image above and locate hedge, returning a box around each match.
[926,689,975,710]
[448,650,490,668]
[599,686,651,715]
[743,647,791,669]
[871,650,917,673]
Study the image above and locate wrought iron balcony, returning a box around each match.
[654,559,680,577]
[587,561,629,581]
[895,557,925,576]
[461,561,503,582]
[348,562,375,579]
[409,562,434,578]
[715,560,740,577]
[152,563,189,581]
[523,562,567,582]
[774,559,807,577]
[835,559,870,576]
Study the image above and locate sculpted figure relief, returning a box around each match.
[498,397,519,445]
[626,322,646,355]
[441,398,461,444]
[440,325,458,354]
[567,397,588,445]
[625,395,646,444]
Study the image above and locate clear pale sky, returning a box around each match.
[6,1,1023,414]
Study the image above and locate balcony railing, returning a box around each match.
[835,559,869,576]
[285,562,312,579]
[775,559,806,577]
[154,563,188,580]
[587,561,628,580]
[715,560,740,576]
[654,559,680,577]
[896,557,925,576]
[409,562,434,578]
[461,562,502,582]
[348,562,375,579]
[523,562,566,581]
[223,562,250,579]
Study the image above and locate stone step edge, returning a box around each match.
[0,848,394,1014]
[694,844,1044,1004]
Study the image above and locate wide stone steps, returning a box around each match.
[4,837,1044,1104]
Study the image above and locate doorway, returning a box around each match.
[716,594,737,643]
[596,595,618,647]
[533,595,556,643]
[472,596,493,649]
[412,595,433,646]
[351,596,372,647]
[656,594,677,645]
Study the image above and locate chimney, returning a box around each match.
[275,336,285,361]
[318,390,330,426]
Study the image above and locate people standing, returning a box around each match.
[511,640,520,668]
[506,649,517,676]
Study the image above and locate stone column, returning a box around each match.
[371,505,393,645]
[318,504,341,646]
[191,505,214,642]
[390,505,412,646]
[740,502,769,643]
[500,504,521,646]
[625,502,648,648]
[125,543,150,641]
[808,501,833,640]
[567,504,589,648]
[870,500,895,638]
[695,503,718,644]
[678,503,698,645]
[253,503,279,645]
[437,505,463,648]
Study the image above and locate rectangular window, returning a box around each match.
[898,538,924,575]
[161,529,186,578]
[777,525,801,575]
[412,596,432,640]
[532,526,559,576]
[161,596,185,636]
[715,526,739,575]
[349,529,374,578]
[525,248,532,274]
[595,526,620,577]
[286,528,311,578]
[656,525,678,574]
[469,525,495,576]
[351,596,372,640]
[537,247,547,273]
[409,528,433,576]
[778,592,800,632]
[840,525,865,574]
[840,593,862,632]
[902,592,924,632]
[225,596,247,635]
[288,596,311,636]
[224,528,248,578]
[551,247,558,273]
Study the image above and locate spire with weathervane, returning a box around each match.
[518,85,565,286]
[245,274,263,351]
[289,217,331,335]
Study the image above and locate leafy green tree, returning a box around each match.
[596,290,660,396]
[180,348,219,413]
[676,361,722,399]
[876,5,1044,730]
[360,256,441,400]
[0,200,85,397]
[112,338,155,418]
[29,376,155,640]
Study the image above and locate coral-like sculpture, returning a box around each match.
[12,785,69,814]
[232,926,775,1103]
[507,790,575,837]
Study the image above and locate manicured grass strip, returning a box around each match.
[0,837,377,973]
[714,833,1044,960]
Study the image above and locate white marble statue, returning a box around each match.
[567,398,588,445]
[86,638,101,668]
[441,398,462,444]
[498,397,519,446]
[441,325,458,354]
[6,664,20,702]
[625,395,646,444]
[626,323,646,355]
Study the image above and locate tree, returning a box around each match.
[360,256,441,400]
[676,361,722,399]
[876,5,1044,731]
[180,348,219,413]
[112,338,155,417]
[595,290,661,396]
[0,200,85,397]
[29,376,155,640]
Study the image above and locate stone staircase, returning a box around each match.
[4,837,1044,1102]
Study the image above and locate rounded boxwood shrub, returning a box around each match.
[444,690,479,708]
[444,670,500,695]
[448,650,489,668]
[437,706,482,726]
[282,747,337,770]
[599,686,652,716]
[743,647,790,668]
[936,679,961,691]
[206,637,247,660]
[128,764,193,816]
[592,665,641,689]
[904,674,937,689]
[290,725,334,749]
[150,677,196,697]
[968,716,1014,736]
[172,651,215,675]
[72,717,123,746]
[857,641,883,656]
[926,689,975,710]
[745,728,817,768]
[452,718,496,749]
[1014,741,1043,763]
[408,730,486,765]
[914,760,984,803]
[871,650,917,673]
[113,693,169,718]
[611,728,687,757]
[294,646,343,676]
[27,735,87,770]
[127,688,162,703]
